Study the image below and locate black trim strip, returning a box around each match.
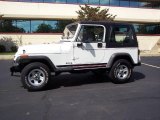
[57,63,107,70]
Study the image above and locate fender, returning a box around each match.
[106,53,135,68]
[18,56,56,72]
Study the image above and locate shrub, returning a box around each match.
[10,46,18,52]
[0,37,18,52]
[76,5,116,21]
[0,44,6,52]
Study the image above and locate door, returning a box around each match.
[73,25,106,64]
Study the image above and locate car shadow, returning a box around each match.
[44,71,145,91]
[46,72,108,90]
[131,71,146,82]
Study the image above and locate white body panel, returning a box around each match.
[15,41,139,66]
[103,48,138,64]
[73,42,106,64]
[72,43,138,65]
[15,42,74,66]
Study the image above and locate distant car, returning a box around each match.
[10,21,141,91]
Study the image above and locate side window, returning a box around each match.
[77,25,104,43]
[110,25,134,47]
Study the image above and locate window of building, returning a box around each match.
[44,21,56,28]
[54,20,72,32]
[89,0,99,5]
[129,23,160,34]
[139,1,152,8]
[67,0,77,3]
[0,19,159,34]
[19,0,32,2]
[110,0,120,6]
[0,20,17,33]
[16,20,30,33]
[133,24,160,34]
[56,0,66,3]
[78,0,88,4]
[5,0,19,1]
[100,0,109,5]
[45,0,56,2]
[44,20,58,32]
[31,0,44,2]
[130,0,139,7]
[119,0,129,7]
[152,1,160,8]
[31,20,44,33]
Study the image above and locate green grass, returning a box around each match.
[0,52,15,55]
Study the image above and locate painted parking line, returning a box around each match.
[142,63,160,69]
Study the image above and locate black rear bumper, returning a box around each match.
[135,62,141,66]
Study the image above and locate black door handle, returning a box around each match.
[77,42,83,47]
[97,43,102,48]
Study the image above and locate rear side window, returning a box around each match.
[109,25,136,47]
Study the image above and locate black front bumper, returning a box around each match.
[10,64,21,76]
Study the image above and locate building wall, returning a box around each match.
[0,1,160,23]
[0,34,61,46]
[137,36,160,50]
[0,34,159,51]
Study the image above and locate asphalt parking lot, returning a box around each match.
[0,57,160,120]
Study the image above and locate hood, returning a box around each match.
[16,42,72,55]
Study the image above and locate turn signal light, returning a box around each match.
[20,54,28,58]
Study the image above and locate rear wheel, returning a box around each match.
[109,59,132,84]
[21,62,50,91]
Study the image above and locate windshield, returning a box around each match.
[62,24,78,39]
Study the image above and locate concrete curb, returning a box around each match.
[140,51,160,57]
[140,53,160,57]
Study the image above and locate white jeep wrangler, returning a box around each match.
[10,21,141,91]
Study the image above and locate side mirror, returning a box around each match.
[77,42,83,47]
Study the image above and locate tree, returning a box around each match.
[54,20,72,32]
[0,20,25,33]
[76,4,116,21]
[35,23,53,33]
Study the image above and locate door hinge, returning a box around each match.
[66,62,72,65]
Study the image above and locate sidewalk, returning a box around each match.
[0,52,160,60]
[140,50,160,57]
[0,55,14,60]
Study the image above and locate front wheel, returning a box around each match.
[21,62,50,91]
[109,59,132,84]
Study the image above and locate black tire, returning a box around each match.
[109,59,132,84]
[21,62,50,91]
